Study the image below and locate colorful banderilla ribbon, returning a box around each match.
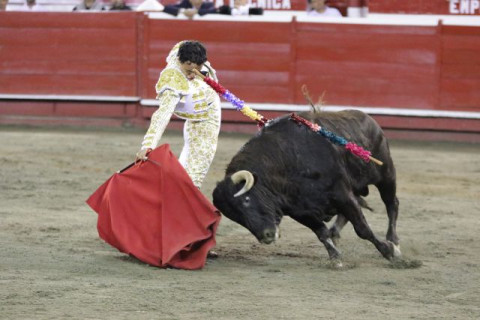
[194,69,382,166]
[193,69,268,126]
[290,114,383,165]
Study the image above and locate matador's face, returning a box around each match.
[180,61,203,81]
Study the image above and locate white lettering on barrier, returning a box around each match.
[249,0,291,10]
[450,0,459,13]
[461,0,470,13]
[450,0,480,14]
[472,0,480,12]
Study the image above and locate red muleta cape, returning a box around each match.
[86,144,221,270]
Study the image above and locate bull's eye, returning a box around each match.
[243,196,250,207]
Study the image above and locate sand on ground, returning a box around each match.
[1,126,479,319]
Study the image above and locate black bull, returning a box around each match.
[213,110,401,261]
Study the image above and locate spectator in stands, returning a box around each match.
[136,0,164,11]
[163,0,217,19]
[307,0,342,17]
[216,0,263,16]
[109,0,131,10]
[73,0,105,11]
[16,0,42,11]
[230,0,249,16]
[0,0,8,10]
[136,40,221,189]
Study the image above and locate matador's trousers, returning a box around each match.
[178,95,221,188]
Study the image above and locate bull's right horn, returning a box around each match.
[231,170,255,197]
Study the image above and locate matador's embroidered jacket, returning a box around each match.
[140,41,221,187]
[141,41,219,151]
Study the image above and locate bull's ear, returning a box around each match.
[251,172,259,184]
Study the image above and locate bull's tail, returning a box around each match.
[301,84,325,113]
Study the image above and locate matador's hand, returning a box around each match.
[135,148,150,162]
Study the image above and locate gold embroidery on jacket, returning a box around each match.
[156,68,189,94]
[174,111,208,120]
[141,90,179,150]
[194,101,208,112]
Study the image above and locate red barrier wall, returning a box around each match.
[440,25,480,111]
[142,19,293,103]
[2,12,479,112]
[1,12,479,141]
[0,12,138,97]
[293,22,440,109]
[137,17,480,113]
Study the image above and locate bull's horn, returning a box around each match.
[231,170,255,197]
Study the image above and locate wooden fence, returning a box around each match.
[1,12,479,141]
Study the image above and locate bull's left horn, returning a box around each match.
[231,170,255,197]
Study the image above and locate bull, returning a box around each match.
[213,110,401,262]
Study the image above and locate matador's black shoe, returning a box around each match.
[207,250,219,259]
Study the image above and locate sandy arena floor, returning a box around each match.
[0,126,479,319]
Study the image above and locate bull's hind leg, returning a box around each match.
[376,178,400,245]
[315,223,342,260]
[328,214,348,244]
[340,194,399,260]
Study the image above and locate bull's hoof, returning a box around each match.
[387,232,400,246]
[381,241,402,261]
[389,241,402,258]
[327,259,344,270]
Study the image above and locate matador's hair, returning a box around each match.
[178,41,207,65]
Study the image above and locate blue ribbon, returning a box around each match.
[223,90,245,111]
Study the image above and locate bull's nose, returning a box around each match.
[261,229,276,244]
[264,229,275,239]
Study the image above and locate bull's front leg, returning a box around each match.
[289,213,341,260]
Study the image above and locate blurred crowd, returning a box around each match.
[0,0,344,18]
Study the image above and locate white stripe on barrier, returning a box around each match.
[2,95,478,119]
[0,94,140,102]
[140,99,480,120]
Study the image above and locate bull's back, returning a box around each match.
[301,110,393,188]
[303,110,382,148]
[229,110,392,189]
